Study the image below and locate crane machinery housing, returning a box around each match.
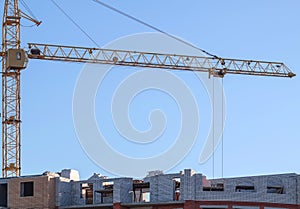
[1,0,296,177]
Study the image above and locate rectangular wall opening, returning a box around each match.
[235,185,255,192]
[80,183,94,205]
[95,181,114,204]
[173,178,181,200]
[203,183,224,191]
[132,180,150,202]
[20,181,34,197]
[0,183,7,207]
[267,186,284,194]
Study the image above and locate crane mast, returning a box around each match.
[1,1,296,178]
[2,0,21,177]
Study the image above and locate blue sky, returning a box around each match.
[1,0,299,179]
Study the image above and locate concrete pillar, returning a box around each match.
[113,178,133,203]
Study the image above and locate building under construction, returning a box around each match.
[0,1,298,209]
[0,168,299,209]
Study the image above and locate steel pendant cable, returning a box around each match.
[20,0,38,20]
[49,0,100,47]
[92,0,220,59]
[19,0,39,27]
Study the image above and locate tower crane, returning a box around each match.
[1,0,296,177]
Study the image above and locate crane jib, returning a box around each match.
[26,43,296,78]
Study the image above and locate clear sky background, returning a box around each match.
[0,0,299,179]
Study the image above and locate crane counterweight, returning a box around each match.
[6,49,28,69]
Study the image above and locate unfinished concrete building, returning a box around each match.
[0,169,299,209]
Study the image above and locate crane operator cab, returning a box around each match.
[6,48,28,70]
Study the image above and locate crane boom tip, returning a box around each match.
[288,72,296,78]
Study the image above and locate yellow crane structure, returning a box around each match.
[1,0,296,177]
